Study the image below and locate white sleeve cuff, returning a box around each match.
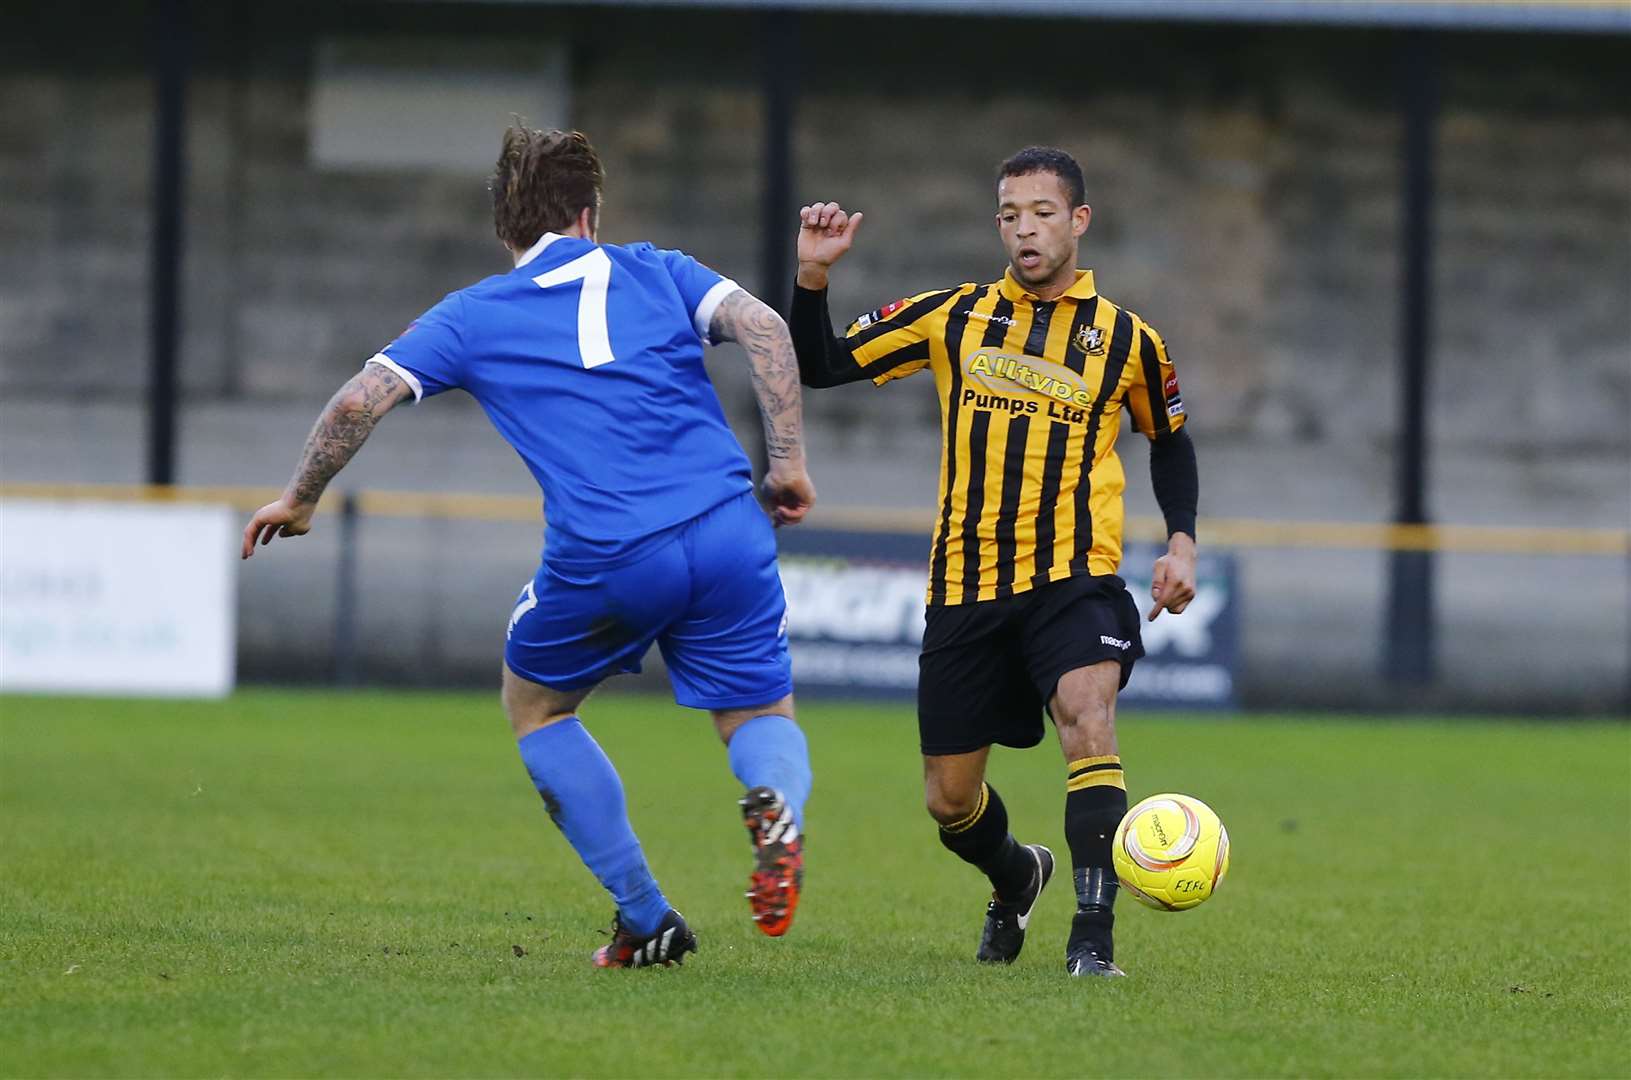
[692,279,742,342]
[366,353,424,402]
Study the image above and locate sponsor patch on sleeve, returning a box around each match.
[1162,370,1184,415]
[851,297,909,334]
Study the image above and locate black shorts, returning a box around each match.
[917,573,1145,756]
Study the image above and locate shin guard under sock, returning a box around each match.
[1065,756,1127,951]
[517,718,670,935]
[938,782,1035,902]
[726,714,813,825]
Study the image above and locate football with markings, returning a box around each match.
[1112,792,1231,911]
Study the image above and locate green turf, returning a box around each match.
[1,691,1627,1078]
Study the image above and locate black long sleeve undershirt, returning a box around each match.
[1149,426,1198,542]
[789,284,872,388]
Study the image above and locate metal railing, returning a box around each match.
[3,481,1626,555]
[6,481,1627,699]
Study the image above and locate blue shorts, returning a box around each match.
[503,491,793,710]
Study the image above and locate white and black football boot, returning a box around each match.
[976,844,1055,964]
[592,908,698,969]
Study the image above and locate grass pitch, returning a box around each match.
[2,690,1627,1078]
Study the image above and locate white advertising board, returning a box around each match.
[0,500,237,697]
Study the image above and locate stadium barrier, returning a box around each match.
[3,483,1626,705]
[3,481,1625,554]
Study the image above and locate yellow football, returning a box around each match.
[1111,792,1231,911]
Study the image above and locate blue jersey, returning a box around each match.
[370,232,752,555]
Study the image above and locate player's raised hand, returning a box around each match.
[241,497,315,559]
[1148,534,1197,621]
[796,202,864,288]
[761,464,816,529]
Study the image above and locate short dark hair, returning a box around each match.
[997,146,1086,208]
[490,125,606,250]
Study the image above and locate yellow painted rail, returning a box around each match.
[2,482,1626,557]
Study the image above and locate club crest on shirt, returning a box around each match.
[852,297,908,332]
[1074,324,1106,356]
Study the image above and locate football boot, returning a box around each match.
[1065,943,1126,978]
[740,786,803,937]
[1065,868,1125,977]
[591,908,697,969]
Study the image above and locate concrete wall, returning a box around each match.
[2,4,1627,710]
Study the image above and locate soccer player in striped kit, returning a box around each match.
[788,147,1201,977]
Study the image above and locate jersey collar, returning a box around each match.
[999,267,1096,304]
[514,232,568,269]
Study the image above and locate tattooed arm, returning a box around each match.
[710,289,806,467]
[708,289,816,527]
[241,362,414,558]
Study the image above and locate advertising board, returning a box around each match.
[778,529,1237,708]
[0,500,237,697]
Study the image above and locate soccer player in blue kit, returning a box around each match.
[241,127,816,968]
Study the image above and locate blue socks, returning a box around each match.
[727,715,813,825]
[516,718,670,936]
[516,713,812,936]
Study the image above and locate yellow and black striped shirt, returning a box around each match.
[838,268,1186,606]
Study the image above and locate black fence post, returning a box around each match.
[147,0,190,486]
[742,8,800,482]
[333,491,360,686]
[1385,31,1438,687]
[759,8,798,319]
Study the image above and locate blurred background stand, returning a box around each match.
[4,0,1627,712]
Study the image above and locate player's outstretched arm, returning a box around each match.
[241,362,414,558]
[709,289,816,527]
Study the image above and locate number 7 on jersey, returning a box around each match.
[532,248,615,369]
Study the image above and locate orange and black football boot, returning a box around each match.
[591,909,697,969]
[740,786,803,937]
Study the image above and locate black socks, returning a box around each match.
[938,782,1036,902]
[1065,756,1127,953]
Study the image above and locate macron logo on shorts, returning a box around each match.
[1100,634,1131,651]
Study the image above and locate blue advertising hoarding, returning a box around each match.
[777,528,1239,708]
[1116,543,1240,707]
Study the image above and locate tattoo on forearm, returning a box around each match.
[287,364,408,505]
[711,291,804,462]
